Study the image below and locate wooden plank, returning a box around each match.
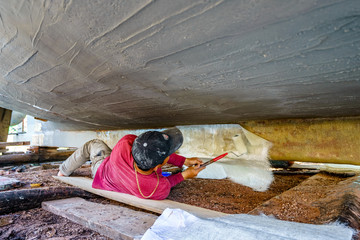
[0,151,74,166]
[38,150,75,161]
[54,176,227,218]
[43,197,157,240]
[249,173,360,230]
[0,141,30,147]
[0,153,37,165]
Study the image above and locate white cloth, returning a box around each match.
[142,208,355,240]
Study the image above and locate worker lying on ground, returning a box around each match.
[57,127,205,200]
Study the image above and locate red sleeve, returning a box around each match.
[164,154,185,189]
[167,153,186,167]
[166,172,184,188]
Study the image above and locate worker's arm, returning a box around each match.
[184,157,203,167]
[181,165,205,180]
[168,155,204,180]
[165,164,205,187]
[167,153,186,167]
[168,154,203,167]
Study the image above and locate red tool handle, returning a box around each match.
[200,153,228,167]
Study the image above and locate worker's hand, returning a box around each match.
[184,157,203,167]
[57,171,65,177]
[181,165,205,180]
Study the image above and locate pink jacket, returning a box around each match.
[92,134,185,200]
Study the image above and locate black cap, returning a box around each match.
[132,127,183,170]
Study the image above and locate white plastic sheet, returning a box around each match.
[142,208,355,240]
[178,124,273,191]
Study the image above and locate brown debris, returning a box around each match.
[168,174,311,214]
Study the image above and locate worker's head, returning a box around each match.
[132,127,183,171]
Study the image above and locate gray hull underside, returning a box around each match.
[0,0,359,130]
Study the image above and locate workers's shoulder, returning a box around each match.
[121,134,137,142]
[112,134,137,151]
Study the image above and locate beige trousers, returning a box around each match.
[59,139,112,178]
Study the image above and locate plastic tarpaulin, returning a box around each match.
[142,208,355,240]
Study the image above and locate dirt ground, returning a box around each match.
[168,174,310,213]
[0,165,110,240]
[0,164,355,239]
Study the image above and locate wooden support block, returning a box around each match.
[0,153,38,165]
[0,108,11,144]
[42,197,157,240]
[249,173,360,230]
[38,150,75,161]
[54,176,227,218]
[0,187,94,214]
[0,150,74,166]
[0,141,30,147]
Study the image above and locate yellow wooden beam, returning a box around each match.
[240,117,360,165]
[0,108,12,143]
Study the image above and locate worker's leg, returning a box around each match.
[90,141,112,177]
[59,139,111,177]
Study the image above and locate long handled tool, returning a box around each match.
[200,153,228,167]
